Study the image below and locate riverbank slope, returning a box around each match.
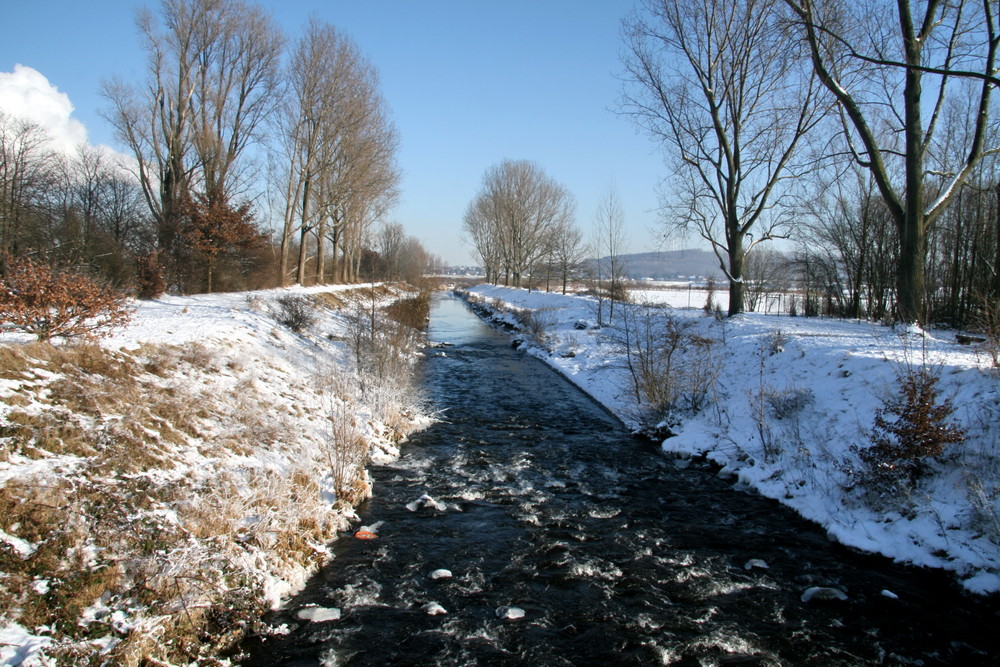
[0,284,428,665]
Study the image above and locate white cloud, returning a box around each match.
[0,64,89,155]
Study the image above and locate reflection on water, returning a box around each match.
[239,293,999,666]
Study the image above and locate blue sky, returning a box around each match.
[2,0,669,265]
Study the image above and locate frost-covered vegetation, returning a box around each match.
[463,284,1000,596]
[0,284,429,665]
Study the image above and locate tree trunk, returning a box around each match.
[896,212,925,324]
[296,225,309,286]
[995,180,1000,298]
[278,231,290,287]
[727,234,746,316]
[296,177,312,285]
[316,217,326,285]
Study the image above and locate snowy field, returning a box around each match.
[631,282,795,315]
[464,284,1000,596]
[0,284,428,665]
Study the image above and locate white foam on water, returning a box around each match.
[689,629,768,658]
[633,613,665,631]
[451,569,486,595]
[569,560,623,580]
[338,581,383,608]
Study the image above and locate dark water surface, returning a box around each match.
[239,294,999,665]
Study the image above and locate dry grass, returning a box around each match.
[0,340,349,664]
[0,286,428,664]
[312,291,347,310]
[384,291,431,331]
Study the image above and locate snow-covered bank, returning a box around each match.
[464,284,1000,595]
[0,284,429,665]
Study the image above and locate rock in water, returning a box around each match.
[496,605,526,620]
[406,494,448,512]
[800,586,848,603]
[296,606,341,622]
[744,558,769,570]
[422,602,447,615]
[429,569,453,580]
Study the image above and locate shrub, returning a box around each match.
[615,304,720,428]
[273,295,316,333]
[766,385,814,419]
[766,329,787,355]
[135,250,166,299]
[859,367,965,491]
[384,291,431,330]
[703,276,719,315]
[514,307,556,345]
[0,254,132,341]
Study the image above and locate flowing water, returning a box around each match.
[239,294,999,665]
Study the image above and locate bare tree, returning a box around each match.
[743,244,790,312]
[462,159,575,288]
[376,220,406,280]
[103,0,283,289]
[463,193,504,284]
[800,165,898,319]
[784,0,1000,323]
[549,214,587,294]
[0,112,57,256]
[397,235,430,284]
[593,183,629,322]
[323,105,400,284]
[66,145,152,279]
[279,19,399,286]
[621,0,824,315]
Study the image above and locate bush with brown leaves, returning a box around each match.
[0,254,132,341]
[859,367,966,492]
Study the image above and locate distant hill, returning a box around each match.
[592,249,724,281]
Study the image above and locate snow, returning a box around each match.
[0,625,50,667]
[0,529,36,559]
[800,586,849,603]
[465,284,1000,595]
[405,493,449,512]
[0,283,427,665]
[422,602,448,615]
[495,605,526,620]
[295,606,342,623]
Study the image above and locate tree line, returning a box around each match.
[465,0,999,328]
[0,0,432,298]
[626,0,1000,326]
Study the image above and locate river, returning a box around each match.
[238,293,999,665]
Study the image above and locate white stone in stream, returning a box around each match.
[881,589,899,600]
[422,602,448,615]
[296,606,341,622]
[496,605,526,620]
[429,569,453,580]
[406,494,448,512]
[744,559,769,570]
[800,586,848,603]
